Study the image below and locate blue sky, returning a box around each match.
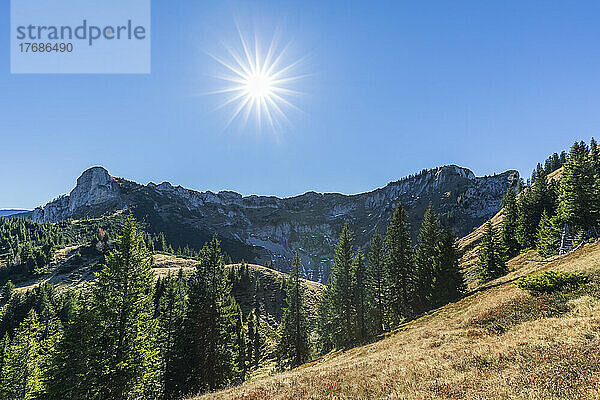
[2,0,600,209]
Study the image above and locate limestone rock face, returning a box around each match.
[33,167,123,222]
[32,165,519,282]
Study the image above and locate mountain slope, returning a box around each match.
[457,166,564,285]
[195,239,600,400]
[33,165,518,281]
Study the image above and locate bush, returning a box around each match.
[517,271,587,293]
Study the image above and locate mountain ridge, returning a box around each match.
[32,165,519,281]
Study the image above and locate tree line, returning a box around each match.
[477,138,600,283]
[316,204,464,352]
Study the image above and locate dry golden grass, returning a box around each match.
[193,240,600,400]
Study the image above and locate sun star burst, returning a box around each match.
[208,27,306,131]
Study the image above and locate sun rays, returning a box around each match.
[207,26,307,133]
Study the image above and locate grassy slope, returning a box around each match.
[195,239,600,400]
[154,255,324,324]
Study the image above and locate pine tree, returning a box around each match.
[157,273,187,397]
[536,210,559,258]
[558,141,595,230]
[172,235,241,396]
[352,249,368,343]
[517,166,555,249]
[384,202,414,323]
[432,227,464,306]
[87,215,159,400]
[252,308,261,368]
[277,251,311,368]
[414,205,439,313]
[46,296,95,400]
[1,281,15,303]
[477,221,507,282]
[316,287,334,354]
[0,334,9,380]
[0,310,44,400]
[328,223,356,349]
[589,138,600,229]
[499,187,519,260]
[367,233,386,335]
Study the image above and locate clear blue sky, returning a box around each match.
[2,0,600,209]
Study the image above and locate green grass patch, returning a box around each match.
[517,270,588,293]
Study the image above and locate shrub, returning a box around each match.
[517,271,587,293]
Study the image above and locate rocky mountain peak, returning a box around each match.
[33,166,123,222]
[70,167,117,207]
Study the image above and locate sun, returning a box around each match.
[245,72,273,99]
[207,26,306,131]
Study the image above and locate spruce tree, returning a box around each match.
[46,296,95,400]
[536,210,559,258]
[414,205,439,313]
[384,202,414,323]
[0,334,9,380]
[157,273,187,397]
[367,233,386,335]
[499,187,519,260]
[276,251,311,368]
[352,249,368,343]
[88,215,159,400]
[558,141,595,230]
[172,235,241,396]
[0,310,44,400]
[315,287,334,354]
[328,223,356,349]
[432,227,464,306]
[477,221,507,282]
[589,138,600,228]
[516,166,554,250]
[252,308,261,368]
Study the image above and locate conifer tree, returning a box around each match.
[234,312,247,380]
[172,235,241,396]
[432,227,464,306]
[517,165,555,249]
[246,311,255,368]
[384,202,414,322]
[499,187,519,260]
[0,310,44,400]
[477,221,507,282]
[536,210,559,258]
[0,334,9,380]
[367,233,386,334]
[315,287,334,354]
[558,141,595,230]
[157,273,187,396]
[87,215,159,400]
[328,223,356,349]
[352,249,368,342]
[589,138,600,228]
[252,308,261,368]
[590,137,600,175]
[414,205,439,312]
[277,251,311,368]
[46,296,95,400]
